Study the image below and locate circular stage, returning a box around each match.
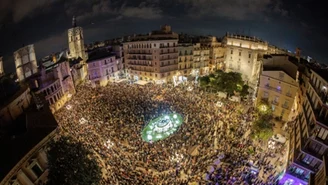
[141,113,183,142]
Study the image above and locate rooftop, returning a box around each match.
[308,64,328,83]
[225,33,267,43]
[87,49,116,62]
[0,99,58,181]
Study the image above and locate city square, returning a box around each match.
[54,82,286,185]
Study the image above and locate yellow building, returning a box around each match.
[0,56,4,76]
[192,43,210,76]
[200,36,225,71]
[123,25,179,84]
[177,43,193,83]
[257,55,299,121]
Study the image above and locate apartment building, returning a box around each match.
[123,25,179,84]
[257,55,299,121]
[87,49,123,86]
[0,56,4,76]
[177,43,193,83]
[192,43,210,76]
[279,64,328,185]
[200,36,225,71]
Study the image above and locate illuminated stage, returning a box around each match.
[141,113,183,142]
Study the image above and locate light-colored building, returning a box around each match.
[123,25,179,84]
[0,56,4,76]
[200,36,225,71]
[192,43,210,76]
[14,44,38,82]
[68,16,86,61]
[223,33,268,88]
[177,43,193,83]
[87,50,123,86]
[29,52,76,113]
[257,55,299,121]
[279,64,328,185]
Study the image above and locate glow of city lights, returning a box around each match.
[260,105,267,112]
[141,113,183,142]
[66,104,72,110]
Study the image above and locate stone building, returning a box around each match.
[14,45,38,82]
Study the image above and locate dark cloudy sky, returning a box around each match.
[1,0,327,72]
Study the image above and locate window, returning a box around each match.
[263,91,269,98]
[154,44,156,47]
[237,64,241,70]
[31,164,43,177]
[272,105,275,111]
[277,86,281,91]
[249,53,251,58]
[231,50,233,54]
[240,43,242,47]
[239,52,241,56]
[302,155,314,165]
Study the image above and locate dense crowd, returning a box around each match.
[55,82,282,185]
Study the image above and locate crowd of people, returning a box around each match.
[55,81,283,185]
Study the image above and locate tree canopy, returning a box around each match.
[46,136,102,185]
[199,70,249,97]
[251,101,274,140]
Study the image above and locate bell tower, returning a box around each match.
[68,16,86,61]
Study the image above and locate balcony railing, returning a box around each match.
[286,92,293,97]
[285,169,310,182]
[127,52,152,55]
[160,51,178,55]
[271,101,279,106]
[282,104,289,109]
[294,158,320,173]
[302,145,323,160]
[309,80,328,106]
[265,84,282,94]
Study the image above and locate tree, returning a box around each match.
[240,84,250,98]
[46,136,102,185]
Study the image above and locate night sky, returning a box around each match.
[1,0,327,72]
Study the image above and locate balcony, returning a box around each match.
[127,52,152,55]
[271,101,279,106]
[285,169,310,182]
[282,104,289,109]
[293,159,319,173]
[127,62,152,67]
[286,92,293,97]
[160,51,178,55]
[264,84,282,94]
[159,45,177,48]
[315,136,328,147]
[309,80,328,106]
[302,144,323,160]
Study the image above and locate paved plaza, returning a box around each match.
[55,82,289,184]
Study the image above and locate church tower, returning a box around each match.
[68,16,86,61]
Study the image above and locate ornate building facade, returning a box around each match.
[14,45,38,82]
[123,25,179,84]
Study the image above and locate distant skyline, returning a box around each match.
[1,0,328,73]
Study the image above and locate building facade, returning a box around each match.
[124,25,179,84]
[192,43,210,77]
[223,33,268,88]
[200,36,225,71]
[87,52,123,86]
[67,17,88,83]
[0,56,4,76]
[279,65,328,185]
[29,52,76,113]
[0,85,31,125]
[257,55,299,121]
[14,45,38,82]
[177,44,193,83]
